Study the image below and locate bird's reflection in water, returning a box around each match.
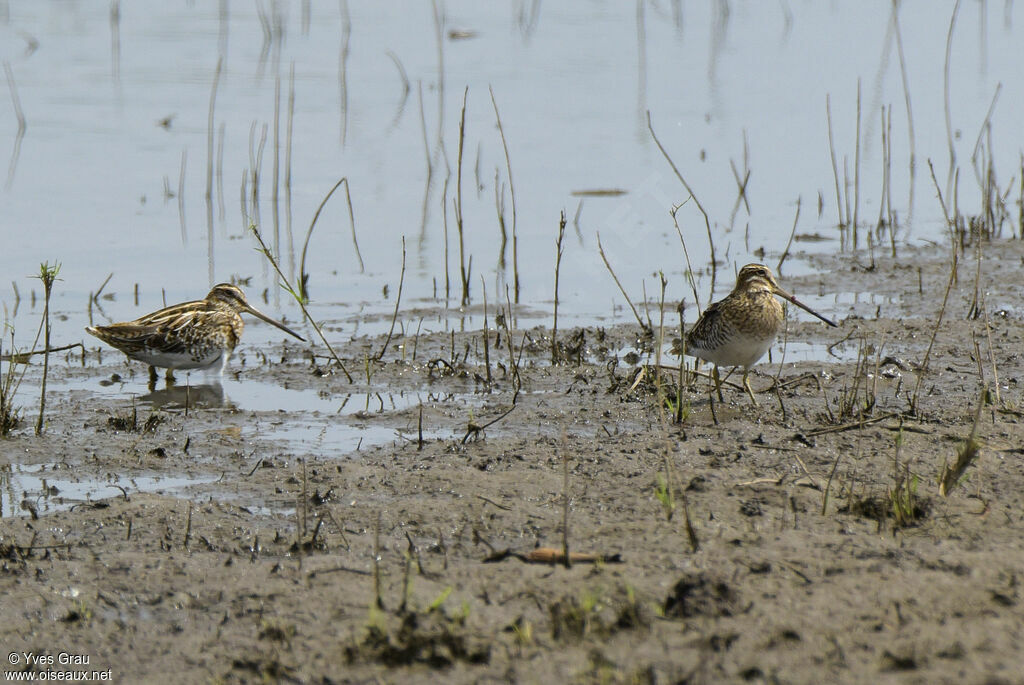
[141,382,232,411]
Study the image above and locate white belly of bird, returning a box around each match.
[132,347,226,371]
[688,334,773,369]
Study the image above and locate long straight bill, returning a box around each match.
[777,289,838,328]
[244,305,307,341]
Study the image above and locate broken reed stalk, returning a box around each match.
[927,159,959,266]
[34,262,60,436]
[481,276,491,384]
[676,301,687,423]
[552,210,567,364]
[489,86,519,302]
[251,226,353,382]
[299,176,362,302]
[646,111,717,287]
[455,86,470,305]
[670,204,701,313]
[983,305,1001,405]
[375,237,406,361]
[969,83,1002,190]
[596,232,650,334]
[503,286,522,399]
[776,196,802,273]
[909,253,957,413]
[206,57,222,288]
[654,271,669,401]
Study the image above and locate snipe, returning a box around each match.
[686,264,837,404]
[86,283,305,385]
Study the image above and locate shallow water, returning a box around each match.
[1,1,1021,402]
[0,460,219,518]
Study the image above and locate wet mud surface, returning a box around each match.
[3,241,1024,683]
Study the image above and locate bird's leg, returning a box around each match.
[741,368,758,406]
[148,366,158,392]
[712,365,725,402]
[165,368,176,387]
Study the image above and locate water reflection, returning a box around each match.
[141,382,228,411]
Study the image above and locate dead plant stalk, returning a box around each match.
[552,211,567,364]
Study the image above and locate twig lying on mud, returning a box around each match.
[475,495,511,511]
[800,411,903,437]
[482,547,623,565]
[2,342,84,363]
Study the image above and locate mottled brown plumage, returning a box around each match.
[686,264,837,404]
[86,283,305,380]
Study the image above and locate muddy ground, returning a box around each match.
[2,239,1024,684]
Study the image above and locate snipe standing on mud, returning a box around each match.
[86,283,305,386]
[686,264,837,405]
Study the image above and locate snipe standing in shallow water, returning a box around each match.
[86,283,305,386]
[686,264,837,405]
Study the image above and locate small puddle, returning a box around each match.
[0,462,219,518]
[51,373,484,454]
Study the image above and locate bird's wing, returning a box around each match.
[686,298,726,345]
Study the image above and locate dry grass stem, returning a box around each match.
[552,211,567,364]
[251,226,353,383]
[299,177,362,302]
[489,86,519,302]
[647,111,717,286]
[376,237,406,361]
[596,232,649,334]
